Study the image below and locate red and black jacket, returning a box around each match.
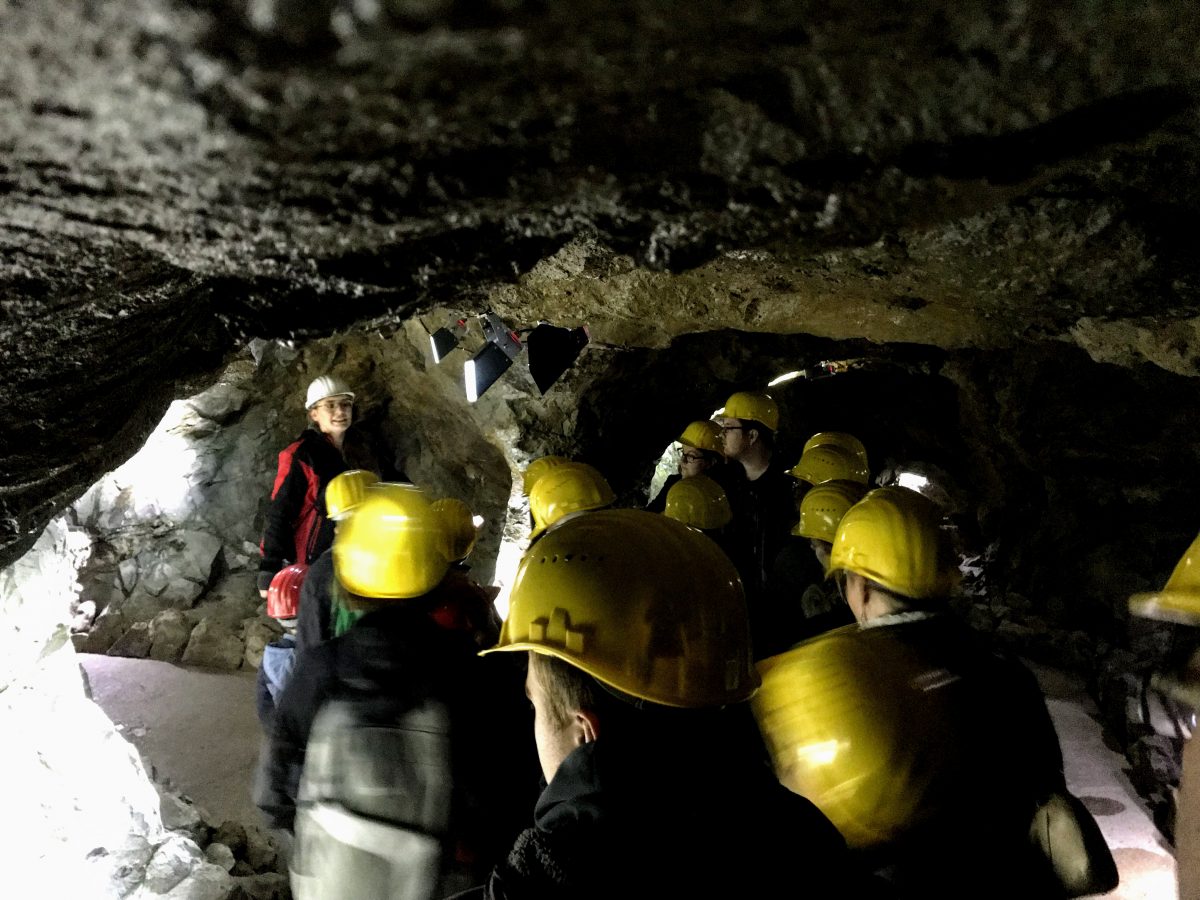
[258,429,349,592]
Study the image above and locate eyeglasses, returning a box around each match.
[720,425,748,434]
[314,399,354,412]
[680,452,708,464]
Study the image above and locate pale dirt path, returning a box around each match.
[79,654,264,827]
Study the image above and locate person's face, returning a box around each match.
[716,417,753,460]
[679,448,713,478]
[527,658,586,784]
[308,395,354,436]
[810,539,832,574]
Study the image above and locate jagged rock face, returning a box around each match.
[5,0,1200,574]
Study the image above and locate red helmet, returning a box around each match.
[267,563,308,619]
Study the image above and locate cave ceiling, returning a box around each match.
[3,0,1200,568]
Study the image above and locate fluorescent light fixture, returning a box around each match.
[527,323,590,395]
[768,370,804,387]
[465,342,515,403]
[464,312,524,402]
[429,318,467,363]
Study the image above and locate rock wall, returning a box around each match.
[65,322,546,662]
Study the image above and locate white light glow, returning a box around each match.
[896,472,929,491]
[491,534,526,622]
[471,515,485,528]
[794,740,841,767]
[464,359,479,403]
[712,407,725,418]
[108,400,197,520]
[768,370,804,387]
[646,442,680,506]
[430,335,442,364]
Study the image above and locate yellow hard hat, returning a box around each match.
[664,474,733,530]
[678,420,725,456]
[753,626,966,848]
[324,469,380,521]
[484,509,757,707]
[722,391,779,432]
[794,480,868,543]
[803,432,869,478]
[1130,533,1200,625]
[431,497,478,562]
[333,483,452,599]
[828,487,947,600]
[522,455,569,496]
[789,445,869,486]
[528,462,615,539]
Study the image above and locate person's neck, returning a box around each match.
[739,445,772,482]
[323,430,346,452]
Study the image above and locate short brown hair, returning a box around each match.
[529,652,597,729]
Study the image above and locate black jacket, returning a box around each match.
[295,548,335,653]
[255,599,537,870]
[723,459,801,655]
[860,614,1067,899]
[479,705,854,899]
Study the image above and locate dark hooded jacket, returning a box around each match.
[478,703,857,899]
[254,595,537,872]
[857,613,1068,899]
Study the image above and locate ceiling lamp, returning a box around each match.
[429,318,467,363]
[465,313,523,403]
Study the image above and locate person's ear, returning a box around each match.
[576,708,601,744]
[746,427,760,446]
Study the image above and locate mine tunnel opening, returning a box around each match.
[4,321,1188,897]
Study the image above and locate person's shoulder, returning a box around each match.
[276,432,309,460]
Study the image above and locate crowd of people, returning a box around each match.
[249,373,1119,899]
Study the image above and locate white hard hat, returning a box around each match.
[305,375,356,409]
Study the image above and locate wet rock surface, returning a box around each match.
[4,0,1200,570]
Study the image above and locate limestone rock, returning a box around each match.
[120,587,182,624]
[171,531,224,589]
[205,842,236,873]
[188,384,249,425]
[160,791,208,845]
[181,619,245,670]
[87,834,156,898]
[71,599,98,633]
[149,610,195,663]
[152,862,235,900]
[139,834,205,894]
[242,824,278,872]
[119,558,141,594]
[212,822,247,860]
[109,622,154,659]
[242,618,283,670]
[228,873,289,900]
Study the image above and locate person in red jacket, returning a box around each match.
[257,375,356,598]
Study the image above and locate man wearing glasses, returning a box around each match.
[715,390,802,658]
[257,375,359,599]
